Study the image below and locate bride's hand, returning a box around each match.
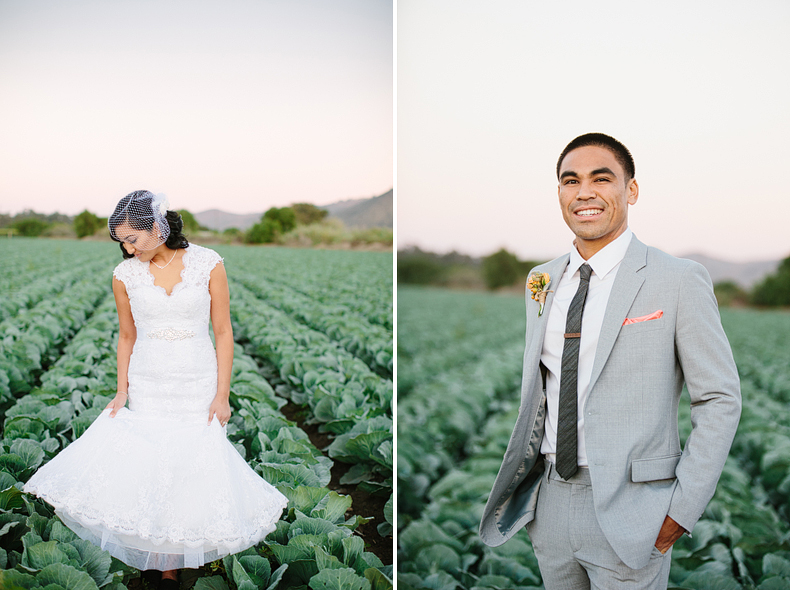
[208,396,231,426]
[105,392,128,418]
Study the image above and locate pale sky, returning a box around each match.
[0,0,392,217]
[398,0,789,263]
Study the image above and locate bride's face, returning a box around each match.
[114,222,164,259]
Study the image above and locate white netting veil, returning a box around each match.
[109,190,171,251]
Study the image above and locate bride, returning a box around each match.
[24,190,288,589]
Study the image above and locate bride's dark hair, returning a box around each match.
[109,190,190,259]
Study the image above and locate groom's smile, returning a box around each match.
[573,205,604,218]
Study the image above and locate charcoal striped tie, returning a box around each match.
[555,263,592,480]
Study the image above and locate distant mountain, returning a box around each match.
[320,198,369,216]
[323,189,392,229]
[194,189,393,232]
[193,210,261,232]
[680,253,780,288]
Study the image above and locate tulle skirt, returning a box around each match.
[24,408,288,570]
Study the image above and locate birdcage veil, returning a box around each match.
[108,190,170,251]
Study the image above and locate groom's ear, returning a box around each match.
[627,178,638,206]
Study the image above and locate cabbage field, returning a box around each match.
[0,238,393,590]
[397,285,790,590]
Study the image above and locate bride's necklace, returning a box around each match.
[150,248,178,270]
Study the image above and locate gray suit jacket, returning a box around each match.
[479,236,741,570]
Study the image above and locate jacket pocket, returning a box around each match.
[631,453,681,482]
[620,316,665,334]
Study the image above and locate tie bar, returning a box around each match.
[564,333,581,339]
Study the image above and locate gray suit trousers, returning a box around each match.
[526,458,672,590]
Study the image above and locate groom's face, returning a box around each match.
[557,145,638,258]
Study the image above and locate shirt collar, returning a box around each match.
[567,227,633,280]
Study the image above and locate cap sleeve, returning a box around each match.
[188,245,224,289]
[209,248,224,270]
[112,259,133,287]
[205,247,224,275]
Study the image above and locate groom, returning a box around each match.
[479,133,741,589]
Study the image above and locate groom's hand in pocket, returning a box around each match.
[654,515,685,554]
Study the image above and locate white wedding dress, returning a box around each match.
[24,244,288,570]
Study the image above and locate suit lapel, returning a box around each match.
[588,236,648,394]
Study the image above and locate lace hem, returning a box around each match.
[57,511,277,570]
[26,483,286,551]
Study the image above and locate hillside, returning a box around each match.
[324,189,392,229]
[320,198,369,216]
[194,189,393,232]
[680,253,780,288]
[193,210,261,232]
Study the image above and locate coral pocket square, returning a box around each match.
[623,310,663,325]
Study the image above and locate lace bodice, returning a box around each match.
[112,244,224,338]
[112,244,225,420]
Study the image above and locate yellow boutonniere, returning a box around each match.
[527,272,552,316]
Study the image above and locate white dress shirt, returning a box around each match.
[540,227,633,466]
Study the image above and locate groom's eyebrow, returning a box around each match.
[560,167,617,181]
[591,167,616,177]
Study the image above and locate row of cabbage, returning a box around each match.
[397,287,527,523]
[399,401,543,590]
[229,281,393,503]
[0,259,115,411]
[216,247,392,331]
[398,342,523,524]
[0,293,393,589]
[222,346,393,590]
[0,238,108,295]
[222,246,393,542]
[397,288,790,590]
[720,311,790,528]
[0,262,97,323]
[722,311,790,406]
[396,286,525,396]
[231,274,392,378]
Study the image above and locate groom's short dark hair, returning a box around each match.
[556,133,635,181]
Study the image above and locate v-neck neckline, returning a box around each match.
[145,247,190,297]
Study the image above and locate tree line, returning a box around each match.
[399,247,790,307]
[0,204,328,244]
[243,203,327,243]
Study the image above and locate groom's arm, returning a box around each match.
[665,262,741,534]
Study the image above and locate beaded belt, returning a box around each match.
[147,328,196,341]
